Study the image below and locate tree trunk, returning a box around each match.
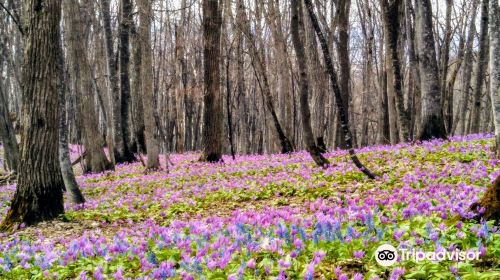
[226,45,236,159]
[64,0,113,174]
[456,0,480,135]
[440,0,453,134]
[291,0,329,167]
[116,0,136,163]
[200,0,224,162]
[447,33,467,134]
[405,0,421,138]
[415,0,447,140]
[58,46,85,204]
[266,0,294,147]
[380,0,411,142]
[1,0,65,230]
[490,0,500,158]
[334,0,351,149]
[101,0,118,164]
[0,85,19,173]
[130,23,147,154]
[470,0,490,133]
[302,3,327,151]
[377,36,391,144]
[303,0,375,179]
[138,0,160,170]
[236,0,293,154]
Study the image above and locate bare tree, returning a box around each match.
[455,0,479,135]
[1,0,65,230]
[303,0,376,179]
[138,0,160,170]
[415,0,447,140]
[236,0,294,154]
[470,0,490,133]
[101,0,118,164]
[380,0,411,142]
[64,0,113,174]
[0,84,19,173]
[116,0,136,163]
[490,0,500,158]
[291,0,329,167]
[200,0,224,162]
[58,42,85,204]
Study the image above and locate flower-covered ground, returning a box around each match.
[0,134,499,279]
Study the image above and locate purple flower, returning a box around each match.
[93,266,104,280]
[114,267,124,280]
[247,259,256,269]
[353,250,365,259]
[354,273,364,280]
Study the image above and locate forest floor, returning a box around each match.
[0,134,499,279]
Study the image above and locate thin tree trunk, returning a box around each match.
[226,44,236,160]
[138,0,160,170]
[440,0,453,134]
[415,0,447,140]
[448,31,467,134]
[303,0,375,179]
[58,50,85,204]
[470,0,490,133]
[1,0,65,230]
[380,0,411,142]
[236,0,293,154]
[0,85,19,173]
[334,0,351,149]
[64,0,113,174]
[130,23,146,154]
[101,0,117,164]
[116,0,136,163]
[456,0,480,135]
[489,0,500,158]
[291,0,329,167]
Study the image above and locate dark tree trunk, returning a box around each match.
[200,0,224,162]
[334,0,351,149]
[130,22,147,154]
[470,0,490,133]
[0,85,19,173]
[101,0,118,164]
[116,0,136,163]
[1,0,65,231]
[415,0,447,140]
[226,45,236,160]
[0,28,20,172]
[303,0,376,179]
[380,0,411,142]
[291,0,329,167]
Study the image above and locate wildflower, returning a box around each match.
[93,266,104,280]
[247,258,256,269]
[114,267,124,280]
[354,273,364,280]
[353,250,365,259]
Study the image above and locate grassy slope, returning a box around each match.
[0,134,499,279]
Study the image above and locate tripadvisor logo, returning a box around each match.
[375,244,398,267]
[374,244,480,267]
